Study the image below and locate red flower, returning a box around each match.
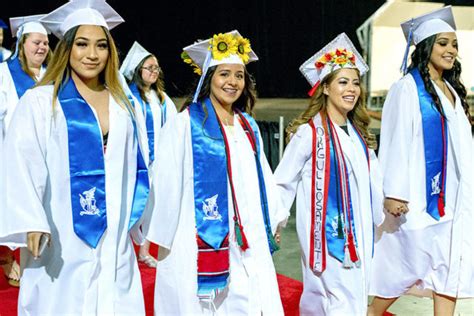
[315,61,325,69]
[324,53,332,62]
[350,55,356,63]
[335,49,342,56]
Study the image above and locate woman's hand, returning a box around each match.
[384,197,409,217]
[27,232,46,259]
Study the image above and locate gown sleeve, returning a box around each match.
[369,148,385,226]
[378,77,417,203]
[144,112,188,249]
[273,123,312,219]
[0,89,51,248]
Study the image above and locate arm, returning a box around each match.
[378,78,416,216]
[143,112,187,250]
[273,124,312,225]
[0,89,50,251]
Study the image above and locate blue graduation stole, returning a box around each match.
[410,68,447,220]
[160,98,167,127]
[308,113,365,272]
[59,78,149,248]
[129,83,155,163]
[189,98,278,300]
[7,57,36,98]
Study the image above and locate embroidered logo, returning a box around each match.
[202,194,222,221]
[431,172,441,196]
[79,187,100,216]
[330,215,343,238]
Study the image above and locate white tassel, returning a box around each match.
[354,247,361,268]
[343,246,353,269]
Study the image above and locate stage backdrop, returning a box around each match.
[1,0,471,98]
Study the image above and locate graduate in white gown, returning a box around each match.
[0,14,50,289]
[0,1,150,315]
[368,6,473,316]
[145,30,287,315]
[274,33,384,316]
[120,41,178,267]
[0,14,50,141]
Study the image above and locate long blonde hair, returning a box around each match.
[37,25,133,113]
[286,68,376,149]
[18,33,52,79]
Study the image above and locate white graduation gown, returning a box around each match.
[274,120,384,316]
[146,111,287,315]
[145,90,177,163]
[0,48,11,62]
[0,85,149,315]
[0,61,46,134]
[369,75,474,298]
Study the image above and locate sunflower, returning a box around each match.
[181,51,202,75]
[235,36,251,64]
[211,33,237,60]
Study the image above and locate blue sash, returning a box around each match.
[129,83,155,163]
[161,98,167,127]
[190,99,229,250]
[325,121,358,264]
[7,57,36,99]
[59,78,149,248]
[189,98,278,299]
[410,69,447,220]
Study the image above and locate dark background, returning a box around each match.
[1,0,472,98]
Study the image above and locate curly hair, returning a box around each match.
[286,68,376,149]
[181,65,257,116]
[407,33,470,119]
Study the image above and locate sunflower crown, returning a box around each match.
[181,32,252,75]
[315,48,356,71]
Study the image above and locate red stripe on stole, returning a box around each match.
[197,235,230,273]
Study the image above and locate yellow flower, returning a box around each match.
[235,36,251,64]
[211,33,237,60]
[335,56,347,65]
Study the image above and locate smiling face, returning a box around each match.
[428,32,458,75]
[69,25,109,83]
[209,63,245,110]
[23,32,49,68]
[323,68,361,123]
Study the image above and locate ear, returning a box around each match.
[323,84,329,96]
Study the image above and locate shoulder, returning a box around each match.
[388,74,417,93]
[22,85,54,103]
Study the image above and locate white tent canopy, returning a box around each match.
[357,0,474,109]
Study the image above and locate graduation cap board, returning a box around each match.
[40,0,124,39]
[299,32,369,96]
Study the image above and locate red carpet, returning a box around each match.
[0,244,304,315]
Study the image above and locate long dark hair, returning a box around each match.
[181,65,257,115]
[407,33,469,118]
[130,54,165,104]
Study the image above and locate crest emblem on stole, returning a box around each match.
[202,194,222,221]
[79,187,100,216]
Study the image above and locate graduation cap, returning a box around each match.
[181,30,258,102]
[400,6,456,74]
[9,14,48,38]
[120,41,152,81]
[40,0,125,39]
[299,32,368,96]
[9,14,49,59]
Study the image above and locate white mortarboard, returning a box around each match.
[299,32,368,96]
[9,14,48,38]
[9,14,49,60]
[120,41,152,81]
[399,6,456,74]
[181,30,258,102]
[40,0,125,39]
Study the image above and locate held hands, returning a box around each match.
[27,232,50,259]
[384,197,409,217]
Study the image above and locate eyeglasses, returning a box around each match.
[141,66,160,73]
